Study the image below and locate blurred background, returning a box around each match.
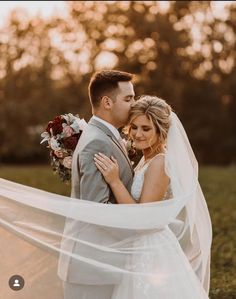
[0,1,235,165]
[0,1,235,299]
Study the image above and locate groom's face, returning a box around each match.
[111,81,135,128]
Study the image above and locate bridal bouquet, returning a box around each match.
[40,113,87,183]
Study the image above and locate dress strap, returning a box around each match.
[146,152,165,165]
[135,153,165,172]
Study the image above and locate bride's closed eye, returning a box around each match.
[130,124,137,130]
[130,125,150,132]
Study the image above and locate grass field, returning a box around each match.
[0,165,235,299]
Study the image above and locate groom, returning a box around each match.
[58,70,135,299]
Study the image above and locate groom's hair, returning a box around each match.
[89,70,133,108]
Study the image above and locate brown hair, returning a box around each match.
[128,95,172,145]
[88,70,133,108]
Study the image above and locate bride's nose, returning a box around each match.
[135,128,143,138]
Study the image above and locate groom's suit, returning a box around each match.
[58,117,134,299]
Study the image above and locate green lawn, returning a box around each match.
[0,164,71,196]
[0,165,235,298]
[199,166,236,299]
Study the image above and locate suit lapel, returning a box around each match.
[109,136,134,171]
[89,118,134,174]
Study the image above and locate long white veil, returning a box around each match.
[0,112,212,298]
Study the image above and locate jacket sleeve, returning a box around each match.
[78,139,112,203]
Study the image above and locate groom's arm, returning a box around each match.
[78,139,112,203]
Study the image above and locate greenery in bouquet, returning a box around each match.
[40,113,87,183]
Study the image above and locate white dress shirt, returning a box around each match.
[92,115,120,140]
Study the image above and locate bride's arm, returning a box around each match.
[94,153,169,204]
[139,156,169,203]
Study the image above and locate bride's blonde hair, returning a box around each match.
[127,95,172,147]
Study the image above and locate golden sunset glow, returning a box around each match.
[0,1,66,25]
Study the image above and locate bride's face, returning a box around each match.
[130,115,159,150]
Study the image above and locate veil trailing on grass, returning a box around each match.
[0,112,212,298]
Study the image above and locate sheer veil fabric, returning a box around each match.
[0,112,212,297]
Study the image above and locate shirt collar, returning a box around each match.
[91,115,120,140]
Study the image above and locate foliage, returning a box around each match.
[0,1,236,164]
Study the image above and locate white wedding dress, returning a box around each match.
[111,155,209,299]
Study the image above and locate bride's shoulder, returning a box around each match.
[150,153,165,164]
[145,154,166,175]
[135,153,165,174]
[142,154,169,194]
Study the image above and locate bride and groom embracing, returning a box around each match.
[58,70,212,299]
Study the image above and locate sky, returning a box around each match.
[0,1,233,27]
[0,1,67,26]
[0,1,233,22]
[0,1,234,70]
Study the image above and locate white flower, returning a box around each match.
[63,113,76,124]
[76,118,88,131]
[62,156,72,169]
[62,114,70,123]
[70,118,88,133]
[40,132,50,144]
[49,137,61,151]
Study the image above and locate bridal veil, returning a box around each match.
[0,112,212,297]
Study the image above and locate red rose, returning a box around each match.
[46,116,65,135]
[46,121,54,133]
[52,123,63,135]
[53,116,62,124]
[62,136,78,150]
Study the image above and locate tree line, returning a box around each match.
[0,1,235,164]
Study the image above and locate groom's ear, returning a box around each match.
[101,96,113,110]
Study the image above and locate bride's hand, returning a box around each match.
[94,153,120,185]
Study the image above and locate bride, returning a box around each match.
[94,95,212,298]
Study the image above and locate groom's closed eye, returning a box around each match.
[125,96,134,101]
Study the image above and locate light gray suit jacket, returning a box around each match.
[58,118,134,285]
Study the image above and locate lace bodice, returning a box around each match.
[131,154,173,202]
